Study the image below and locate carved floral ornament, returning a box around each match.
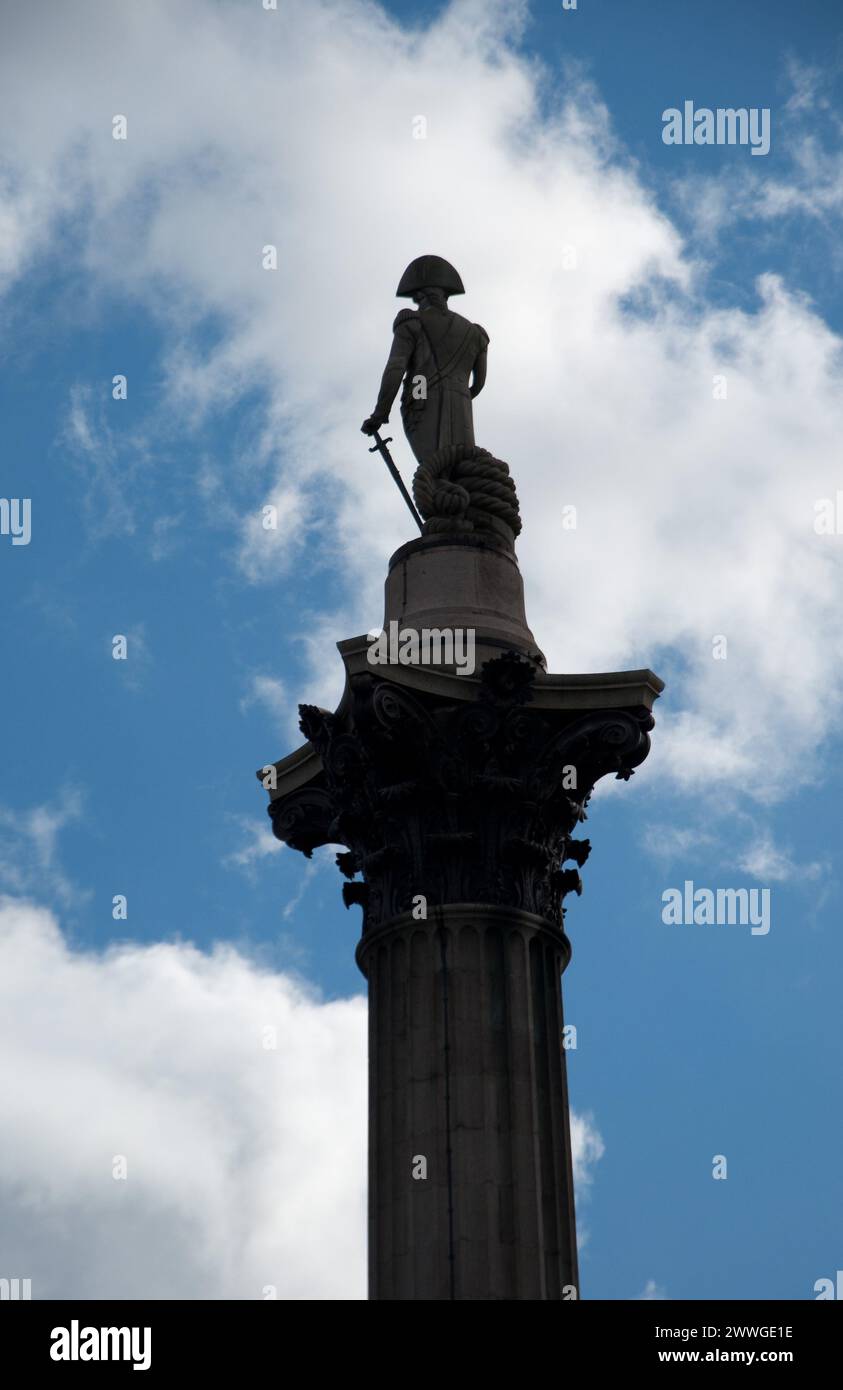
[267,654,655,934]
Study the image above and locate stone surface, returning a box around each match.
[257,533,664,1299]
[282,652,657,934]
[383,532,544,670]
[360,256,488,467]
[358,905,578,1300]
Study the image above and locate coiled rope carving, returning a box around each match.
[412,443,522,543]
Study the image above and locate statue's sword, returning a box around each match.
[368,430,424,533]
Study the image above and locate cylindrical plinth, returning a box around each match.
[356,904,578,1300]
[384,533,546,669]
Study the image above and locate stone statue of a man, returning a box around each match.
[361,255,489,464]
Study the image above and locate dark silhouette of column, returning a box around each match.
[259,530,663,1300]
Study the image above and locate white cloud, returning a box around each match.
[641,821,717,864]
[571,1109,605,1253]
[736,834,826,885]
[671,60,843,236]
[0,895,605,1298]
[149,513,183,562]
[641,813,830,890]
[570,1109,605,1193]
[0,791,86,907]
[62,385,151,541]
[238,486,314,584]
[240,674,288,732]
[4,0,843,805]
[639,1278,667,1300]
[0,895,368,1299]
[223,814,284,874]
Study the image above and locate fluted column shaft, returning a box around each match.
[356,904,578,1301]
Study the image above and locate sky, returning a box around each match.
[1,0,842,1300]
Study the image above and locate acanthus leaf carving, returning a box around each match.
[270,665,655,934]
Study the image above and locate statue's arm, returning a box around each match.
[362,326,414,433]
[470,348,487,399]
[469,325,489,400]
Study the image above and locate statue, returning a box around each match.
[362,255,521,545]
[361,255,488,464]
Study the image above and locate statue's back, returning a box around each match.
[399,309,488,461]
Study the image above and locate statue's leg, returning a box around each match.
[460,390,475,449]
[403,418,430,466]
[442,387,474,452]
[406,389,442,463]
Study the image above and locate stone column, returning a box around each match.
[358,904,578,1300]
[259,535,663,1300]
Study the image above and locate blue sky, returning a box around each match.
[1,0,842,1299]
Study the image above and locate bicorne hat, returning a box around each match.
[396,255,465,297]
